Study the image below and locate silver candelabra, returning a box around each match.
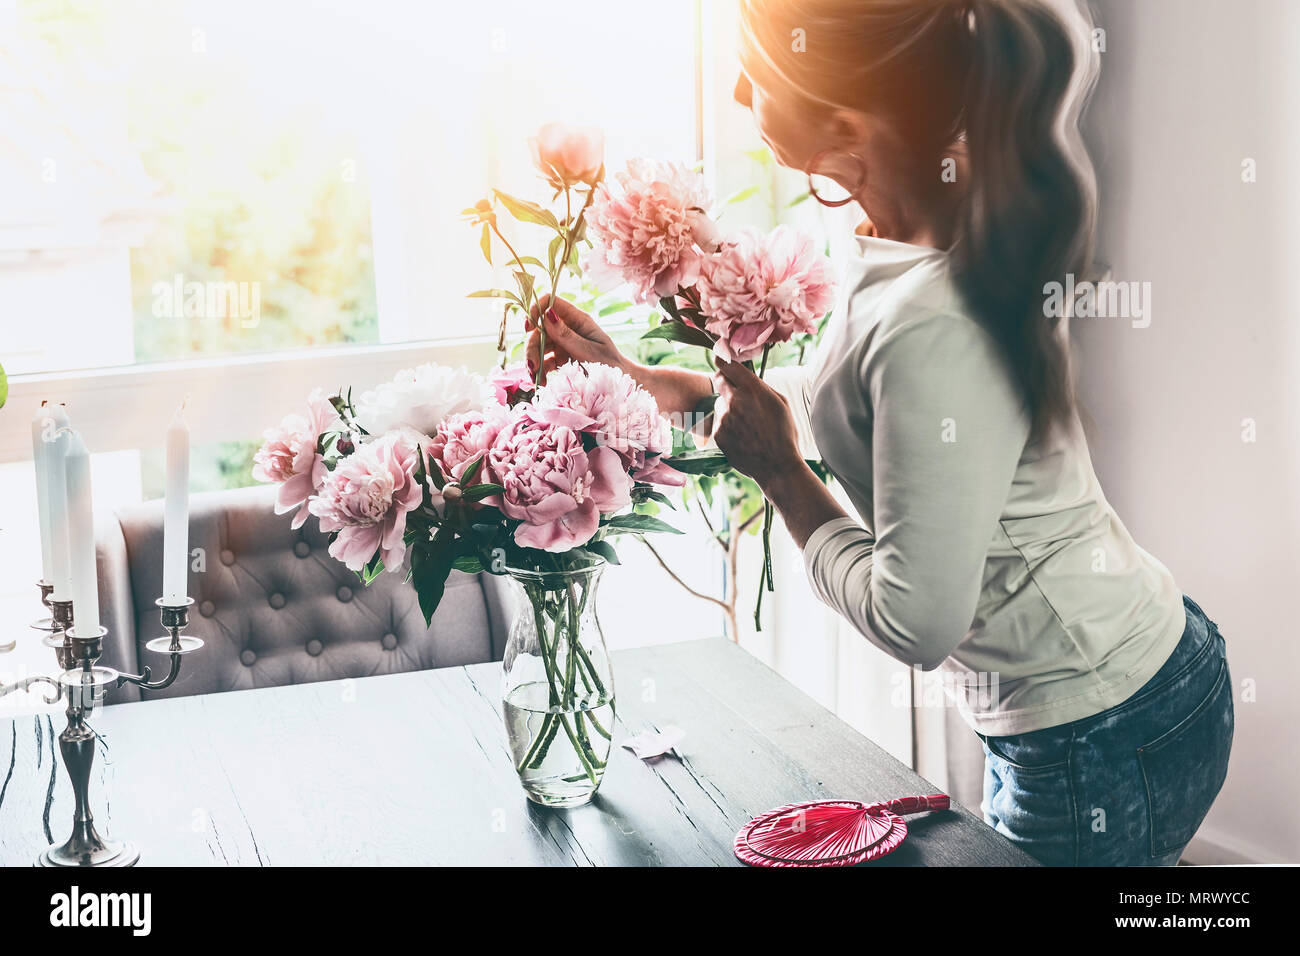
[0,580,203,866]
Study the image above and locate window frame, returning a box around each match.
[1,1,708,466]
[0,337,498,463]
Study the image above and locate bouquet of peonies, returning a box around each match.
[464,127,835,629]
[252,359,687,624]
[255,124,836,805]
[582,153,836,626]
[585,159,835,370]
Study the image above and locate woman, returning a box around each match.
[527,0,1233,866]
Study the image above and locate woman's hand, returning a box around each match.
[713,359,849,549]
[525,294,625,378]
[712,360,803,488]
[525,293,716,419]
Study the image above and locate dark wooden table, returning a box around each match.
[0,638,1035,866]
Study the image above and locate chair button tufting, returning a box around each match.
[269,592,286,610]
[381,632,398,650]
[336,586,353,603]
[199,600,215,618]
[306,639,323,657]
[293,541,311,558]
[240,649,257,667]
[219,549,235,566]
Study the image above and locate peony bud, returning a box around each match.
[687,208,723,253]
[528,123,605,188]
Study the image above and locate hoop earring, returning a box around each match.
[806,149,867,208]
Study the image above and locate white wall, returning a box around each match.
[1079,0,1300,864]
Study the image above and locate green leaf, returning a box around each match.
[697,473,716,507]
[413,530,457,627]
[493,189,561,231]
[602,513,683,536]
[462,481,504,502]
[467,288,526,311]
[479,223,492,265]
[786,191,812,208]
[598,300,633,317]
[426,456,446,491]
[665,448,731,476]
[635,488,676,510]
[586,539,620,565]
[658,295,682,322]
[640,321,715,350]
[512,270,536,304]
[452,554,485,574]
[0,360,7,409]
[459,454,484,486]
[356,553,386,586]
[547,234,563,274]
[692,392,718,419]
[721,185,759,207]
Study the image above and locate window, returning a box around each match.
[3,0,702,377]
[2,0,853,714]
[0,0,710,696]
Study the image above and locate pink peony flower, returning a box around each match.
[252,389,340,529]
[487,363,537,407]
[696,225,836,363]
[487,416,632,552]
[308,429,426,572]
[584,158,716,304]
[528,123,604,188]
[530,361,684,486]
[428,404,510,486]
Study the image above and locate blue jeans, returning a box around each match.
[978,595,1233,866]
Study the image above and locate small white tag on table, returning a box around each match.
[622,725,685,760]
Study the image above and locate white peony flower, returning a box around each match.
[355,364,496,437]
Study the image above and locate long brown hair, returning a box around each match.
[741,0,1097,440]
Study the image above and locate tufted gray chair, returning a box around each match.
[94,484,513,703]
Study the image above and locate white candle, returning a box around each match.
[42,407,74,600]
[31,402,69,584]
[64,431,100,636]
[162,404,190,604]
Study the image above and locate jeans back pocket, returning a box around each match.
[1137,654,1233,858]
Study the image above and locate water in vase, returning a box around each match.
[504,679,615,807]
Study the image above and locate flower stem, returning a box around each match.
[521,714,559,771]
[581,707,612,741]
[574,641,607,697]
[752,499,776,631]
[558,714,599,787]
[518,584,564,771]
[515,570,609,784]
[528,587,561,708]
[563,584,579,710]
[763,500,775,591]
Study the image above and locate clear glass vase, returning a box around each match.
[501,560,615,808]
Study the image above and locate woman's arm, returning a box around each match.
[712,360,846,547]
[714,315,1029,671]
[526,296,712,417]
[526,296,822,451]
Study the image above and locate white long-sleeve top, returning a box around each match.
[769,233,1185,735]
